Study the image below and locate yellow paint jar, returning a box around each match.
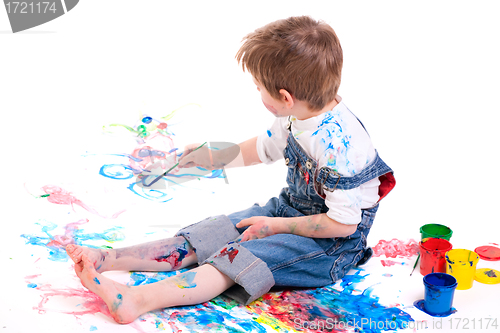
[445,249,479,290]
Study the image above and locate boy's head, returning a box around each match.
[236,16,343,112]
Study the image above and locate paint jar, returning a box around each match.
[446,249,479,290]
[423,273,458,316]
[419,238,453,275]
[420,224,453,241]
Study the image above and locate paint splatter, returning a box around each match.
[20,219,125,262]
[89,325,97,331]
[38,185,125,219]
[216,246,239,263]
[93,277,101,285]
[172,272,197,289]
[380,260,406,267]
[372,239,419,259]
[485,269,497,278]
[155,247,189,269]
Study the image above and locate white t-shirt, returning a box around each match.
[256,101,380,225]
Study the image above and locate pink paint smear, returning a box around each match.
[372,239,419,259]
[40,184,125,219]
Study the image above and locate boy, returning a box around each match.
[66,16,395,324]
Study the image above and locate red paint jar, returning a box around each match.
[419,238,453,276]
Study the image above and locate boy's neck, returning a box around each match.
[293,97,339,120]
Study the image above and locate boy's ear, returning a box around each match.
[279,89,294,109]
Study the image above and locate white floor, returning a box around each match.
[1,1,499,332]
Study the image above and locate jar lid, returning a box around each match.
[474,245,500,261]
[475,268,500,284]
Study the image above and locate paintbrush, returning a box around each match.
[143,142,207,187]
[410,254,420,276]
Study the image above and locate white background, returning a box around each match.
[1,1,499,332]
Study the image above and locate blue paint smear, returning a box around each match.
[267,130,272,137]
[93,277,101,285]
[27,283,37,288]
[99,164,138,180]
[20,220,125,262]
[126,182,172,203]
[89,325,97,331]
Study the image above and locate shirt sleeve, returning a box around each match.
[324,177,381,225]
[256,117,289,164]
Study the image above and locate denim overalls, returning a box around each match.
[177,121,395,305]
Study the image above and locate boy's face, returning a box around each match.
[253,77,289,118]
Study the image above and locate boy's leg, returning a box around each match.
[75,254,234,324]
[66,236,197,273]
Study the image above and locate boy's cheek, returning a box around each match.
[262,101,279,115]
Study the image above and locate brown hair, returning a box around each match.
[236,16,343,111]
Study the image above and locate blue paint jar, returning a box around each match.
[423,273,457,315]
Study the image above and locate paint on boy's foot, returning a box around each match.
[4,0,79,33]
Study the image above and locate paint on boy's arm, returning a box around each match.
[93,277,101,285]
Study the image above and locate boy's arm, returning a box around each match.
[178,136,261,169]
[227,136,261,167]
[236,214,357,242]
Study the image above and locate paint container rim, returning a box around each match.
[420,224,453,240]
[445,249,479,267]
[424,273,458,290]
[420,238,453,252]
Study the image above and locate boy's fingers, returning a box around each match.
[236,219,251,228]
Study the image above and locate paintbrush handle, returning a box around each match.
[410,253,420,276]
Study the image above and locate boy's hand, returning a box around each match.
[235,216,282,242]
[178,142,241,170]
[178,143,214,169]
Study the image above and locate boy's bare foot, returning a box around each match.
[76,254,143,324]
[66,244,113,273]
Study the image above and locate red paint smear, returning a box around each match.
[155,251,182,269]
[380,260,402,267]
[304,172,310,184]
[217,247,239,263]
[372,239,419,259]
[28,282,147,332]
[40,185,125,219]
[31,283,111,317]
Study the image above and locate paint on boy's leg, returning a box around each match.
[111,293,123,313]
[154,246,191,269]
[171,272,197,289]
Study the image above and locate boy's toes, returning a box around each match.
[66,244,82,263]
